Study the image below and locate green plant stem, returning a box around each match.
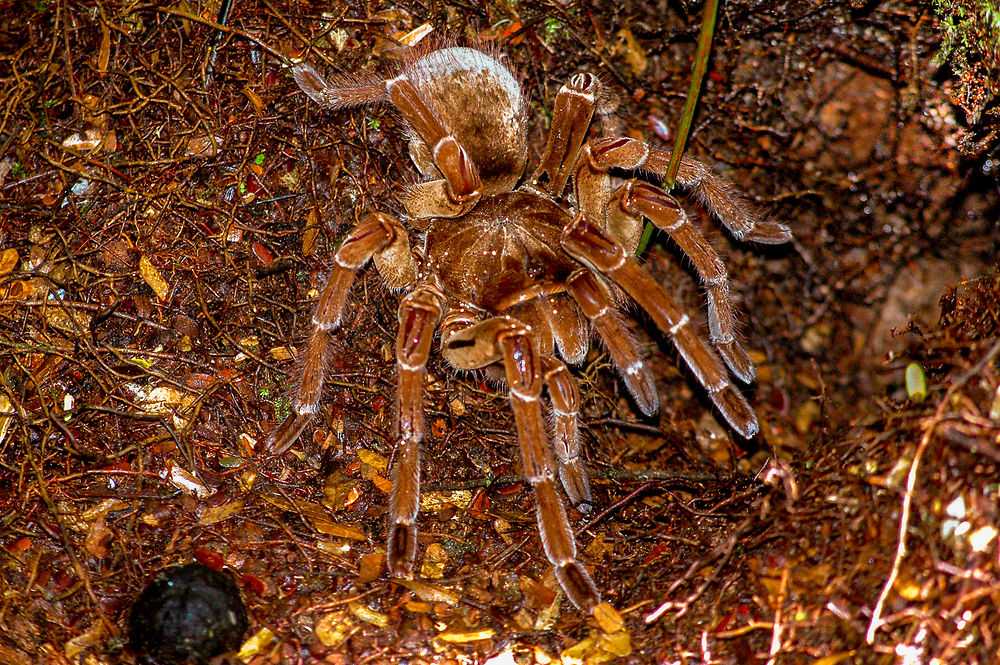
[635,0,720,256]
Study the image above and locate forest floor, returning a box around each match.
[1,1,998,664]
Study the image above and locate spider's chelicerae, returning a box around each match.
[274,44,791,611]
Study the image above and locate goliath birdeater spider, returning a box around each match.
[272,44,791,611]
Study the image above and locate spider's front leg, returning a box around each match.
[612,180,754,382]
[266,213,415,453]
[499,327,601,611]
[441,314,600,609]
[561,214,759,439]
[387,281,445,578]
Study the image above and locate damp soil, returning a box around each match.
[1,2,998,664]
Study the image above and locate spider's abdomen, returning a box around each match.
[405,47,528,193]
[424,192,578,312]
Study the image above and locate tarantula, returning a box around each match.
[274,44,791,611]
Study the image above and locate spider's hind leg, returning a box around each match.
[561,213,759,440]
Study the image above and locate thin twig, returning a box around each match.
[866,337,1000,643]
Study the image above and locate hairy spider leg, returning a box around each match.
[499,326,601,611]
[587,137,793,245]
[540,356,593,511]
[385,75,483,220]
[441,306,591,511]
[567,269,659,417]
[387,281,445,578]
[561,213,759,439]
[441,311,599,607]
[266,213,415,453]
[613,180,754,382]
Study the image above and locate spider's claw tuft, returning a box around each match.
[744,219,793,245]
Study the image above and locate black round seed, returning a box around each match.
[128,563,248,665]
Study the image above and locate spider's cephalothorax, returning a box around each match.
[277,45,791,611]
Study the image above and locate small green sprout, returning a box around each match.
[254,153,266,166]
[905,362,928,402]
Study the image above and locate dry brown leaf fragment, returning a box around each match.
[184,132,225,157]
[356,551,384,584]
[301,208,321,256]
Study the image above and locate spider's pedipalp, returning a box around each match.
[531,73,599,198]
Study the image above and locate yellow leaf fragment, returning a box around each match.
[242,87,264,115]
[269,345,294,361]
[314,611,354,647]
[397,22,433,47]
[420,542,449,579]
[0,395,15,447]
[260,492,367,540]
[64,620,104,660]
[0,248,18,275]
[591,602,624,634]
[404,600,432,613]
[614,28,648,75]
[436,628,495,643]
[810,651,857,665]
[597,629,632,657]
[139,255,170,300]
[420,489,473,512]
[560,637,596,664]
[44,306,92,333]
[348,600,389,627]
[371,475,392,493]
[199,498,245,525]
[236,627,275,661]
[357,448,388,474]
[394,579,460,605]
